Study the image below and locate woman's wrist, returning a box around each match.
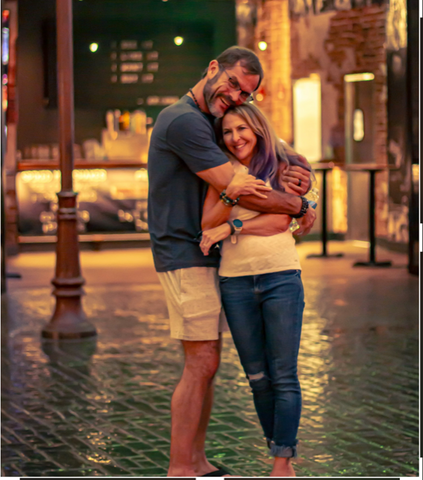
[225,185,239,199]
[222,222,231,236]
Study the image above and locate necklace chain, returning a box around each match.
[189,89,204,113]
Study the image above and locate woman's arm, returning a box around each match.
[240,213,291,236]
[201,171,272,230]
[199,213,291,256]
[201,185,231,231]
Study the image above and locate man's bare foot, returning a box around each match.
[191,456,232,476]
[271,457,296,477]
[192,457,216,476]
[167,467,199,477]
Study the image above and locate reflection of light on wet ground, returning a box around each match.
[87,454,111,464]
[2,243,418,477]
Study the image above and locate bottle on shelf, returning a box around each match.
[106,110,116,137]
[289,187,319,233]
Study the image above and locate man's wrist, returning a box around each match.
[291,196,309,219]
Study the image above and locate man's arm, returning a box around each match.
[239,190,317,236]
[167,114,309,219]
[196,163,316,235]
[197,164,303,215]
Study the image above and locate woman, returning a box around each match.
[199,103,312,477]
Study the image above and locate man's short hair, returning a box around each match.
[202,46,264,91]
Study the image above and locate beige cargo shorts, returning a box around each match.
[157,266,229,341]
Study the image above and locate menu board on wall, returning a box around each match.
[72,21,213,114]
[16,168,149,236]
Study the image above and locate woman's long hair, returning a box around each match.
[216,103,312,191]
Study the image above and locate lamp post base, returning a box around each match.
[42,296,96,339]
[353,261,392,268]
[307,253,344,259]
[41,324,97,340]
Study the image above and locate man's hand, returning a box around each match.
[280,166,311,195]
[295,207,316,236]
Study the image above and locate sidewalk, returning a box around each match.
[2,242,419,477]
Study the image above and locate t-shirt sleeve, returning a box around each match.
[166,112,229,173]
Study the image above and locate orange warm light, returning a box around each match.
[2,85,7,111]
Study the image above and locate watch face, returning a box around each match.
[233,219,243,228]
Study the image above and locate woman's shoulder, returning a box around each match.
[228,155,249,173]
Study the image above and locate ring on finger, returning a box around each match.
[298,179,302,187]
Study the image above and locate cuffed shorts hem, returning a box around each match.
[158,267,229,341]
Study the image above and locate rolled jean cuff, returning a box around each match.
[267,439,298,458]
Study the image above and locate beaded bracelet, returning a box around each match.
[219,190,240,207]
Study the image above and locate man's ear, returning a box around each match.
[206,60,220,80]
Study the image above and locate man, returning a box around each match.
[147,46,316,477]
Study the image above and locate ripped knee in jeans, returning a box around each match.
[247,371,272,392]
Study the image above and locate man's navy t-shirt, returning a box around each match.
[147,95,229,272]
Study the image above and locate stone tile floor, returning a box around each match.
[1,242,419,477]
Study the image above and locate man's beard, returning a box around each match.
[203,75,234,118]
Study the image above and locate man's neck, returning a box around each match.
[187,82,210,114]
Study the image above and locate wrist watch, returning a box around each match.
[291,196,309,219]
[231,219,243,244]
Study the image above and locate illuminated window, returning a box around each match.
[293,75,322,162]
[353,109,364,141]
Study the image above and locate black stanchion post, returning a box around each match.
[307,164,343,259]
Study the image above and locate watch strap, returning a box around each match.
[227,221,235,235]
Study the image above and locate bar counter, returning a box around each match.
[16,159,150,242]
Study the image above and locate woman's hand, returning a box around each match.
[200,223,231,256]
[295,207,317,236]
[226,170,272,200]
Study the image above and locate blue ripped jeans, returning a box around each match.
[220,270,304,458]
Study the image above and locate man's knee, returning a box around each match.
[183,339,221,380]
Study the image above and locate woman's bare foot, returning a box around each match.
[271,457,296,477]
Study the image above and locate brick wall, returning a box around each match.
[254,0,293,144]
[251,1,389,237]
[303,6,387,236]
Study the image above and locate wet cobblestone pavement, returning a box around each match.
[2,244,419,477]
